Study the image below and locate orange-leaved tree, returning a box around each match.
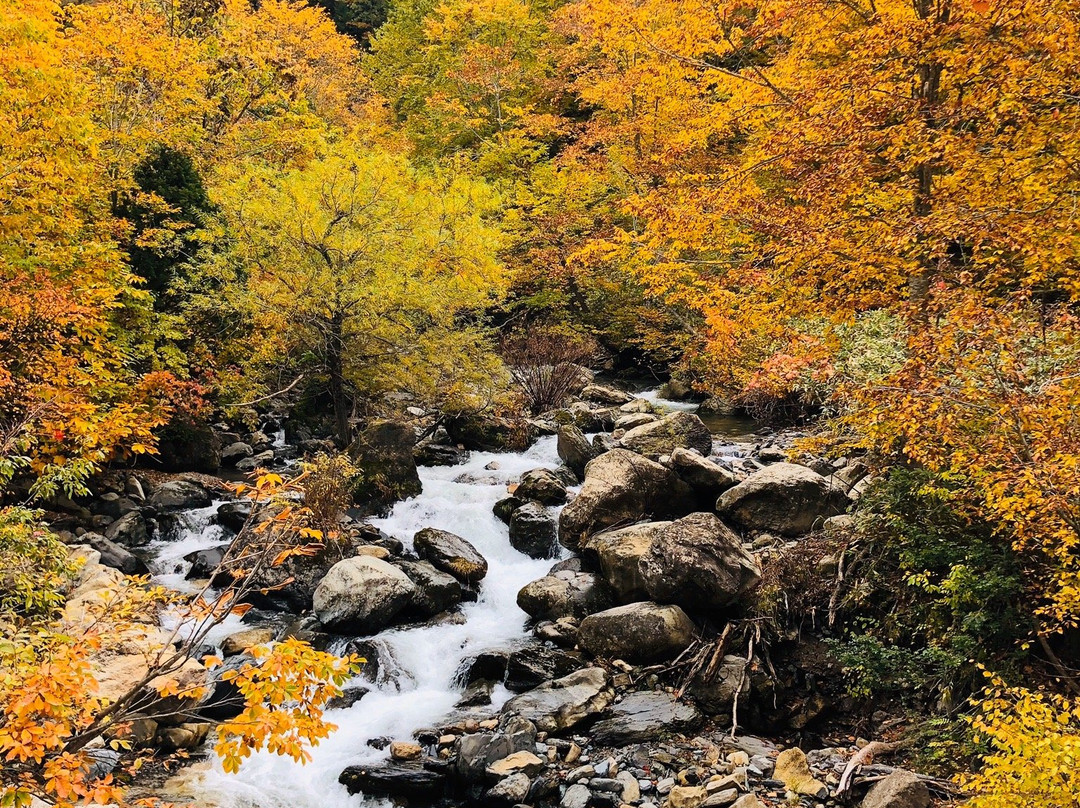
[0,473,361,807]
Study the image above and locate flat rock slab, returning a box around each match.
[591,691,703,745]
[339,762,446,800]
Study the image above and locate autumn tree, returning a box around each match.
[210,144,506,443]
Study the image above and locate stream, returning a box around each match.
[154,394,761,808]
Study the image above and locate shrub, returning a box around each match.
[500,324,598,414]
[301,453,361,531]
[0,507,77,619]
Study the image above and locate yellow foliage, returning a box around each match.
[964,677,1080,808]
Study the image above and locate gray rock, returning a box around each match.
[502,668,614,733]
[235,449,274,472]
[184,544,228,580]
[486,772,531,804]
[686,655,749,715]
[313,556,419,633]
[591,691,703,745]
[414,442,469,467]
[717,463,849,536]
[584,521,670,602]
[220,441,254,467]
[558,450,694,550]
[581,383,634,405]
[81,532,149,575]
[517,571,613,620]
[509,502,559,559]
[638,513,761,611]
[617,411,713,460]
[454,715,537,782]
[670,448,739,501]
[395,559,463,617]
[578,602,697,663]
[861,770,931,808]
[216,500,252,532]
[414,527,489,583]
[494,495,525,524]
[561,783,592,808]
[339,762,446,800]
[516,468,568,505]
[505,645,587,692]
[557,424,600,479]
[103,510,149,547]
[150,479,213,511]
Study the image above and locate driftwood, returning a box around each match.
[837,741,903,794]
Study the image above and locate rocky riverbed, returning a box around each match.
[49,382,937,808]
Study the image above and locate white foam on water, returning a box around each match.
[177,436,565,808]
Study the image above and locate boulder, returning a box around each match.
[517,571,612,621]
[508,503,559,559]
[486,772,531,804]
[454,715,537,782]
[493,496,524,524]
[591,691,703,745]
[578,602,696,663]
[502,667,613,733]
[515,468,567,505]
[81,532,149,575]
[414,442,469,467]
[861,770,930,808]
[235,449,274,472]
[667,786,708,808]
[446,414,533,452]
[617,411,713,460]
[581,383,634,405]
[584,521,669,602]
[614,412,658,431]
[686,655,750,715]
[396,559,463,618]
[220,628,275,657]
[216,500,252,533]
[670,448,739,502]
[220,441,254,467]
[221,533,338,612]
[348,420,422,511]
[313,556,419,633]
[184,544,228,581]
[505,645,585,692]
[103,511,149,547]
[774,747,827,798]
[150,479,212,510]
[389,741,423,761]
[717,463,849,537]
[339,763,446,801]
[558,450,694,550]
[413,528,488,583]
[638,513,761,611]
[556,424,600,479]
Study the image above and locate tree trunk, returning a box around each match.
[327,312,350,445]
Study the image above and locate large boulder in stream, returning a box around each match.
[339,762,447,801]
[413,528,488,583]
[639,513,761,611]
[313,556,419,633]
[558,450,694,550]
[517,571,612,620]
[578,602,697,663]
[348,419,422,512]
[670,447,739,502]
[395,559,463,618]
[502,667,614,733]
[556,424,600,479]
[616,411,713,460]
[150,479,213,510]
[508,502,558,559]
[716,462,849,536]
[514,468,567,504]
[585,514,760,611]
[445,414,534,452]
